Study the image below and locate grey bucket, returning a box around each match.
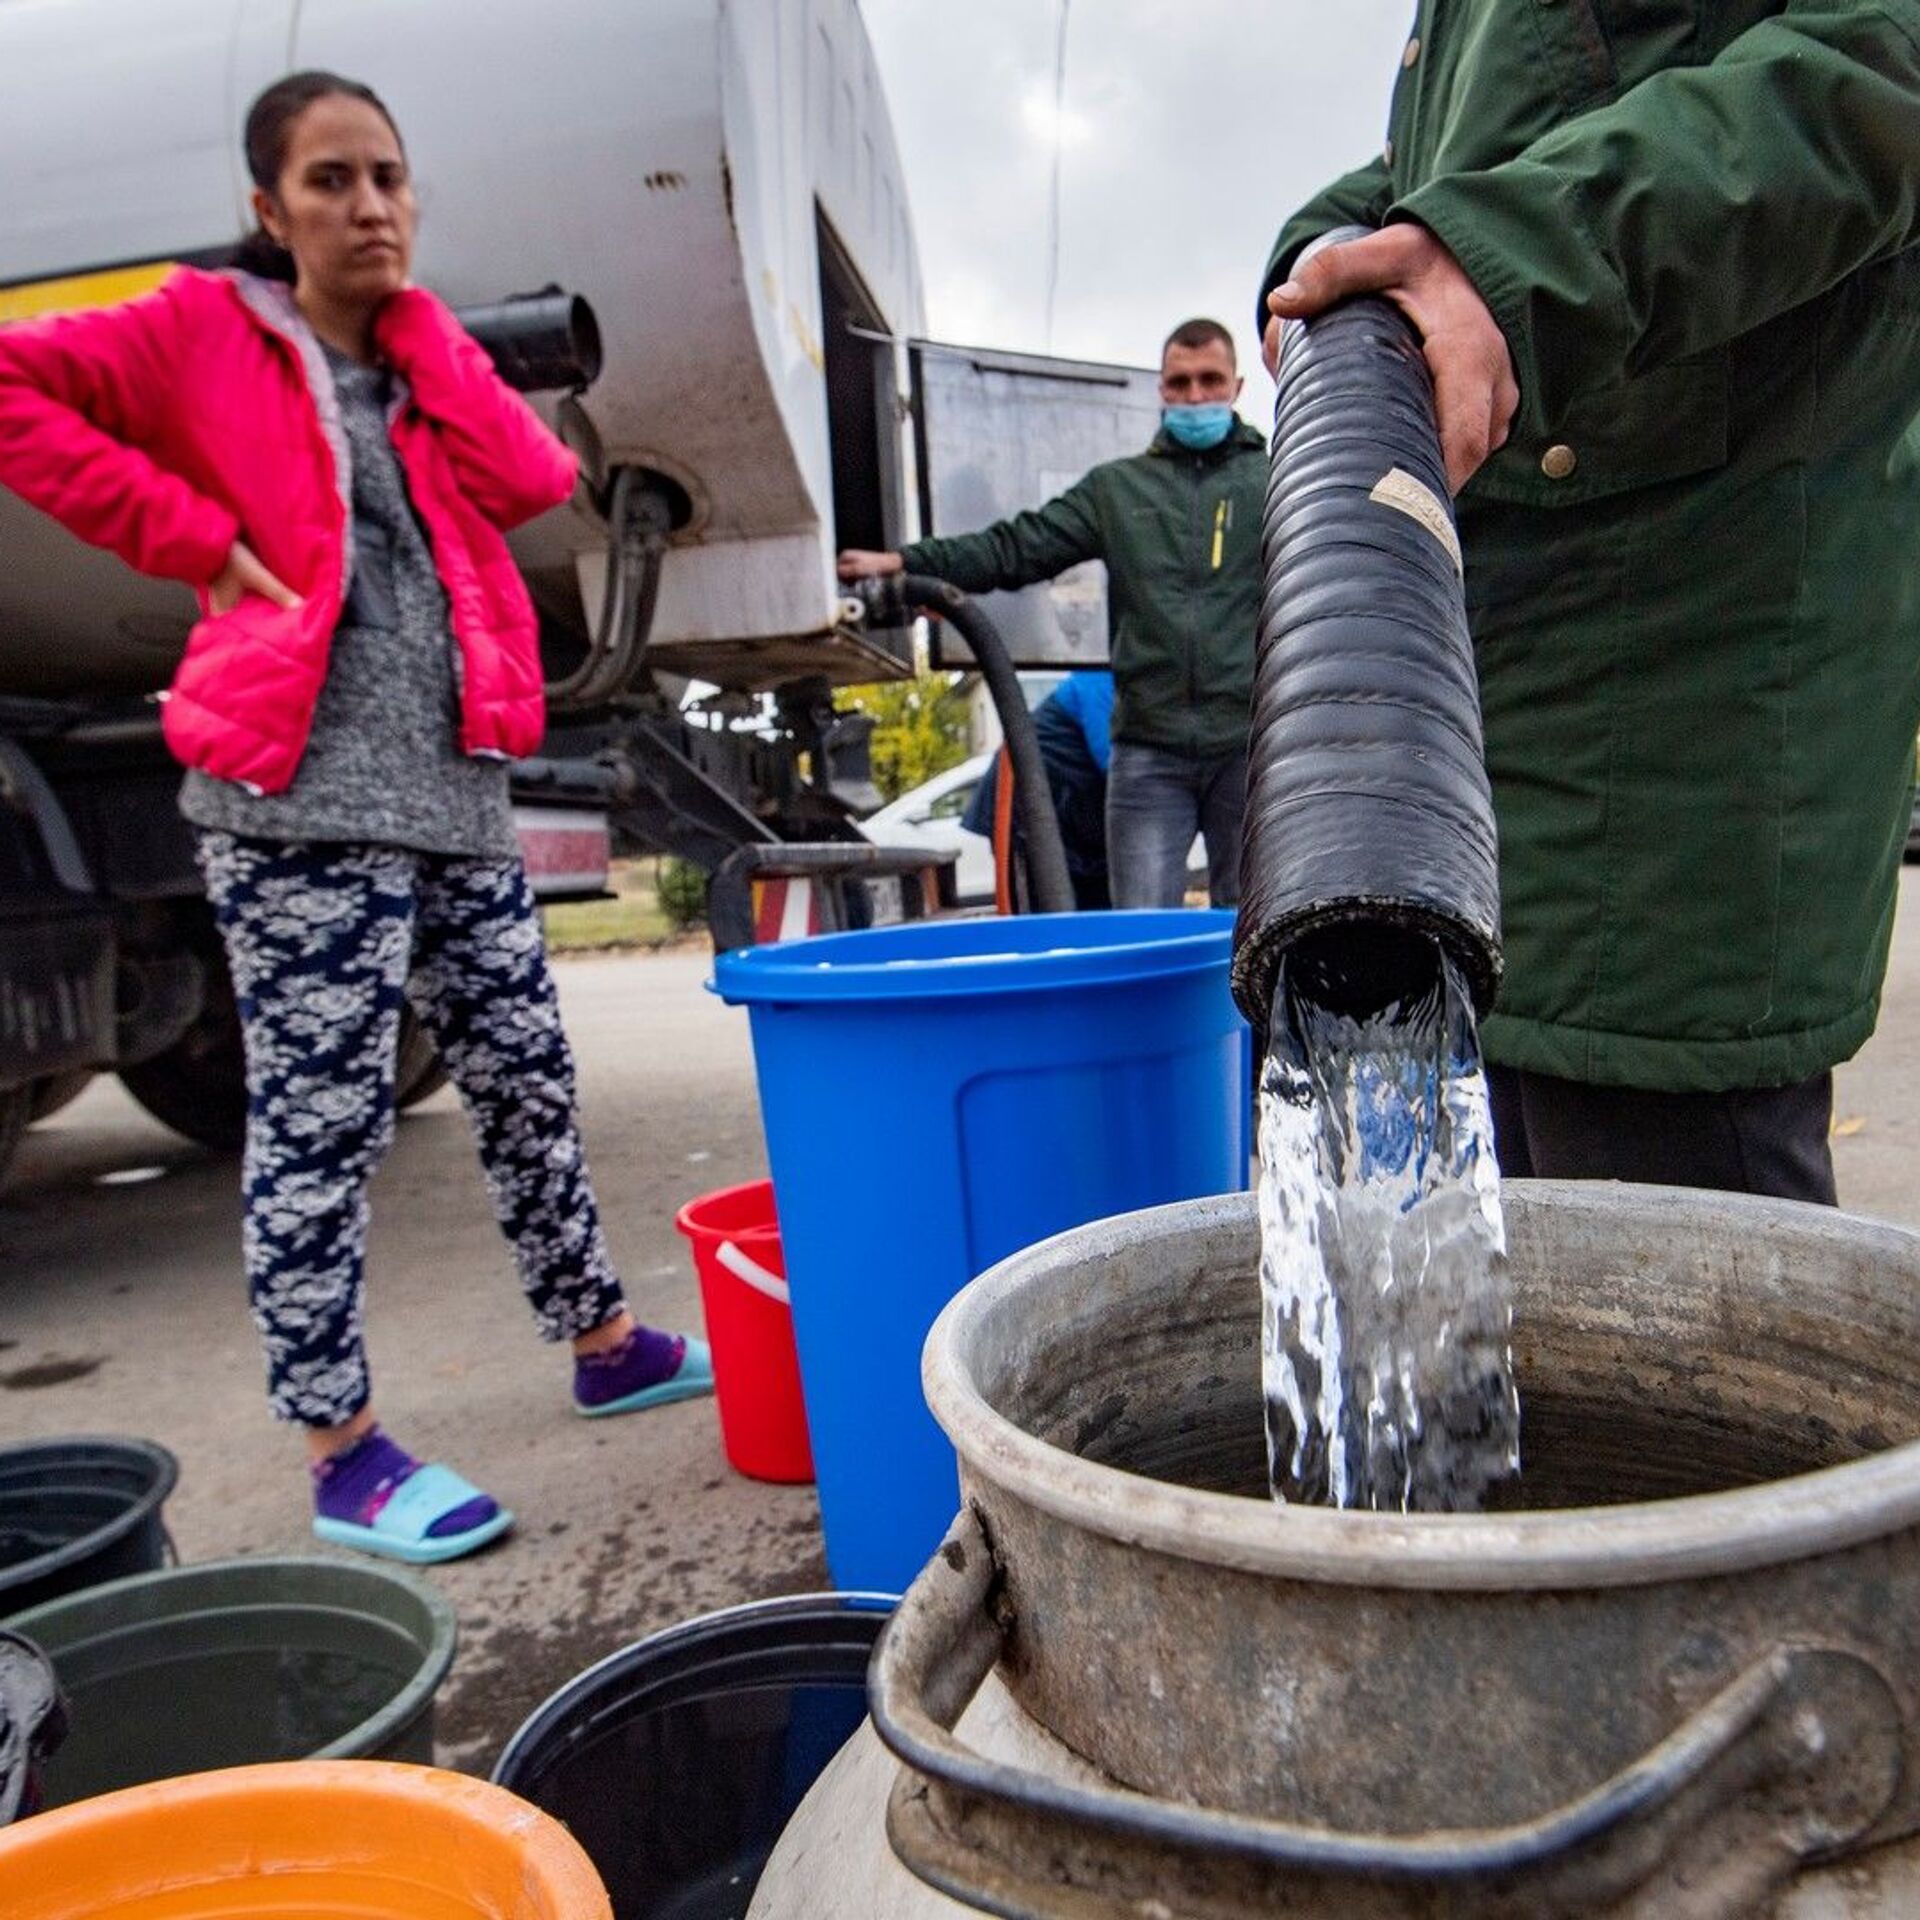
[833,1183,1920,1920]
[3,1555,456,1812]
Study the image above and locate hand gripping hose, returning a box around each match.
[1232,227,1501,1035]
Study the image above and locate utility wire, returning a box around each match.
[1043,0,1072,352]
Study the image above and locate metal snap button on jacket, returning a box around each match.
[1541,443,1578,480]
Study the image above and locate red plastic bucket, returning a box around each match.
[675,1181,814,1484]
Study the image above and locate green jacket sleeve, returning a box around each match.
[899,472,1102,593]
[1396,1,1920,436]
[1256,154,1396,331]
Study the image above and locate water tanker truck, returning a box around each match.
[0,0,1168,1176]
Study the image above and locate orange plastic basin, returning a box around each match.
[0,1759,613,1918]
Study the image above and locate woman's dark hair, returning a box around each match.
[229,71,404,282]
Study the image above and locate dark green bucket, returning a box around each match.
[2,1556,456,1811]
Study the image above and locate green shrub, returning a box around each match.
[837,671,972,801]
[657,856,710,930]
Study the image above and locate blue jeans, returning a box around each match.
[1105,742,1248,909]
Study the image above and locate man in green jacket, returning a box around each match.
[1261,1,1920,1203]
[838,318,1268,908]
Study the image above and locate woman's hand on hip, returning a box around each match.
[210,540,302,615]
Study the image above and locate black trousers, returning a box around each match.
[1486,1065,1837,1207]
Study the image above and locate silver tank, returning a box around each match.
[755,1183,1920,1918]
[0,0,924,696]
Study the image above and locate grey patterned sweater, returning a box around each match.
[180,345,518,858]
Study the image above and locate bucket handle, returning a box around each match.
[869,1509,1904,1919]
[715,1239,789,1307]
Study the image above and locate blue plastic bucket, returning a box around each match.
[714,910,1248,1592]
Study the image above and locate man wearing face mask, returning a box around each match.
[838,318,1266,907]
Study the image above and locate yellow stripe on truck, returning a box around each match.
[0,262,177,324]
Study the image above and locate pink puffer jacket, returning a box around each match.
[0,268,576,793]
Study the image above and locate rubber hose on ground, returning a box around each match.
[1232,226,1502,1039]
[898,574,1076,916]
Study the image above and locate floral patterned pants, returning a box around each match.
[196,832,627,1425]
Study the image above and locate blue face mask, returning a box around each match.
[1161,402,1235,450]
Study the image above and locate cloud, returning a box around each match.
[862,0,1412,415]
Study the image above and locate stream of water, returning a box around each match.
[1258,942,1519,1512]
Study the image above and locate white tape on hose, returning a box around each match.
[716,1240,791,1306]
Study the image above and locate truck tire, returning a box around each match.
[395,1007,449,1110]
[29,1070,94,1122]
[0,1085,30,1185]
[118,945,248,1151]
[119,972,448,1149]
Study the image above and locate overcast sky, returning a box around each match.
[860,0,1414,418]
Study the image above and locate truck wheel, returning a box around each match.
[0,1086,30,1184]
[395,1007,450,1110]
[29,1070,94,1122]
[121,990,448,1147]
[117,953,248,1151]
[117,917,450,1147]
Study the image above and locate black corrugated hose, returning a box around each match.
[1231,226,1502,1041]
[875,574,1077,915]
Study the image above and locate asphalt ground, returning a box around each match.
[0,941,809,1773]
[3,877,1918,1771]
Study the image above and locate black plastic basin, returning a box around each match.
[0,1438,177,1616]
[494,1593,891,1920]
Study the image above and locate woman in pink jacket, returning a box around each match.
[0,71,712,1564]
